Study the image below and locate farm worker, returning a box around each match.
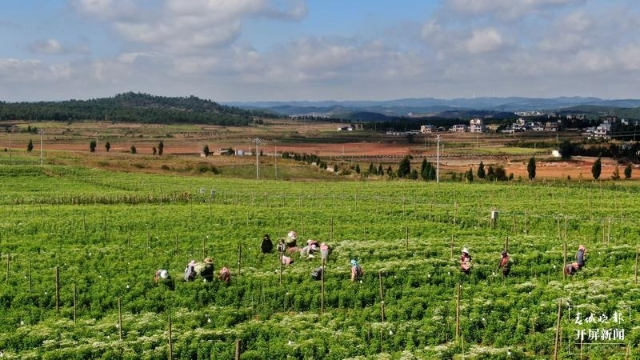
[564,262,579,276]
[320,243,330,262]
[460,248,472,274]
[350,259,364,282]
[300,244,312,259]
[498,250,512,276]
[281,255,294,266]
[286,230,298,248]
[261,234,274,254]
[154,269,175,290]
[311,266,324,281]
[576,245,587,269]
[218,266,231,283]
[277,239,286,254]
[184,260,197,281]
[201,257,215,282]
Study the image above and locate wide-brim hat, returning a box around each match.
[462,247,469,254]
[501,250,508,256]
[350,259,358,266]
[204,257,213,264]
[160,270,168,279]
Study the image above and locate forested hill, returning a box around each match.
[0,92,273,125]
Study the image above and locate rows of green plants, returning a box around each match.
[0,165,639,358]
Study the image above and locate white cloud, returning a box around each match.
[465,28,505,54]
[445,0,585,20]
[29,39,64,54]
[74,0,306,54]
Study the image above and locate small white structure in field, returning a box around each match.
[552,150,561,158]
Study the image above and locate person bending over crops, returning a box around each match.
[184,260,197,281]
[154,269,175,290]
[201,257,215,282]
[218,266,231,283]
[498,250,512,276]
[460,248,472,274]
[281,255,294,266]
[261,234,273,254]
[576,245,587,269]
[311,266,324,280]
[351,259,364,282]
[564,262,579,276]
[286,230,298,248]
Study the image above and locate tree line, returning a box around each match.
[0,92,274,125]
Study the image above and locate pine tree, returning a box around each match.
[27,139,33,152]
[477,161,486,179]
[527,157,536,181]
[592,157,602,180]
[624,163,633,179]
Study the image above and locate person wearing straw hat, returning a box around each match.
[201,257,215,282]
[320,242,330,262]
[184,260,197,281]
[460,248,472,274]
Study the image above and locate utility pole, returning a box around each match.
[254,137,261,179]
[436,135,440,183]
[274,146,278,180]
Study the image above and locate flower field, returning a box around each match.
[0,164,639,359]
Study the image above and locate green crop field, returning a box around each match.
[0,161,639,359]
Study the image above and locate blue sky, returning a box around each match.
[1,0,640,102]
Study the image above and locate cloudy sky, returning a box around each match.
[2,0,640,102]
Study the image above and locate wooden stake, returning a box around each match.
[553,299,562,360]
[450,235,454,259]
[321,258,325,315]
[405,227,409,251]
[55,266,60,314]
[235,339,241,360]
[118,297,123,340]
[73,284,77,325]
[168,314,173,360]
[504,236,509,253]
[28,258,32,292]
[456,283,461,343]
[378,270,385,322]
[279,253,283,286]
[330,217,334,242]
[635,250,638,285]
[237,244,242,281]
[563,242,567,281]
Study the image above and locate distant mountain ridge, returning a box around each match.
[228,97,640,118]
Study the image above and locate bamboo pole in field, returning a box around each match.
[55,266,60,314]
[635,250,638,285]
[235,339,241,360]
[330,217,334,242]
[5,254,9,284]
[608,218,611,244]
[504,236,509,253]
[73,284,77,325]
[405,227,409,251]
[379,270,385,322]
[118,297,123,340]
[450,235,454,259]
[202,237,206,260]
[28,258,32,292]
[563,243,567,281]
[237,244,242,281]
[321,258,325,315]
[279,252,283,287]
[456,283,461,343]
[553,300,562,360]
[168,314,173,360]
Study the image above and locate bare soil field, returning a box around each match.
[0,120,632,180]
